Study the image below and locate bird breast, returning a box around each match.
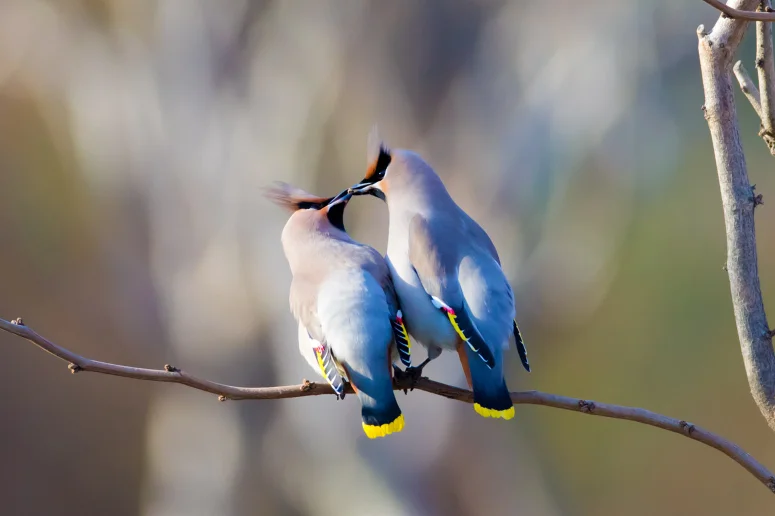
[385,254,459,351]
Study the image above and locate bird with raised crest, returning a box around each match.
[265,182,412,438]
[348,128,531,420]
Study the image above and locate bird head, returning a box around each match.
[264,182,352,231]
[348,126,391,201]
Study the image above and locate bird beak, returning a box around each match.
[349,181,385,201]
[326,189,352,208]
[348,182,374,195]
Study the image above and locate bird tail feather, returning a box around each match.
[359,395,405,438]
[464,345,515,420]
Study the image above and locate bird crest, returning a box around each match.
[365,124,392,181]
[263,182,332,212]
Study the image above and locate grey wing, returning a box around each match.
[289,276,325,342]
[377,254,413,367]
[461,211,501,265]
[362,248,412,367]
[365,248,399,316]
[292,280,347,398]
[407,214,457,301]
[460,213,530,370]
[408,215,495,369]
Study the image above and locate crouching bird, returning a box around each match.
[265,182,411,438]
[348,128,530,421]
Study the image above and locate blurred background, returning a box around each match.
[1,0,774,514]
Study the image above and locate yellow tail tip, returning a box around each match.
[362,414,405,439]
[474,403,515,420]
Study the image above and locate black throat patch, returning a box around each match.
[326,201,346,232]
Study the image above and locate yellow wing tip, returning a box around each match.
[447,313,468,342]
[474,403,515,420]
[314,347,328,378]
[362,414,405,438]
[399,320,412,350]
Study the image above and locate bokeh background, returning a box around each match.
[1,1,774,514]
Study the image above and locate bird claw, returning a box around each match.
[337,383,350,401]
[392,364,409,394]
[393,358,431,393]
[403,365,425,391]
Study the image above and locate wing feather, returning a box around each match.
[408,215,495,368]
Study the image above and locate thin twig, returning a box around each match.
[698,1,775,432]
[1,317,774,493]
[734,61,763,116]
[703,0,775,21]
[756,0,775,152]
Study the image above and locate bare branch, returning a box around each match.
[728,4,775,152]
[0,317,321,401]
[756,0,775,153]
[734,60,763,116]
[704,0,775,21]
[1,316,774,493]
[698,1,775,432]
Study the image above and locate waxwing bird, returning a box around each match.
[348,129,530,421]
[265,183,412,438]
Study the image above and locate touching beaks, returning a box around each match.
[348,181,386,201]
[348,182,374,195]
[326,189,352,208]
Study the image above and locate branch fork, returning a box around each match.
[724,0,775,153]
[704,0,775,21]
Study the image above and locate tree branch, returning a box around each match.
[728,3,775,152]
[704,0,775,21]
[734,61,763,117]
[756,0,775,152]
[698,1,775,432]
[1,317,774,493]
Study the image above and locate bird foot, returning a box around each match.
[337,382,350,401]
[393,358,431,394]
